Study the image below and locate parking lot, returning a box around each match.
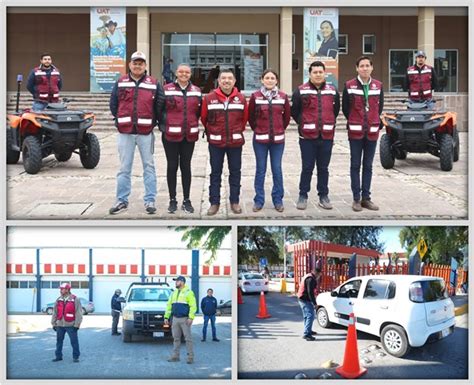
[238,291,468,379]
[7,314,231,379]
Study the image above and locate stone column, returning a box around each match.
[137,7,150,63]
[279,7,293,94]
[418,7,435,64]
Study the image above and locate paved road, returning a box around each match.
[238,292,468,379]
[7,314,231,379]
[7,130,467,219]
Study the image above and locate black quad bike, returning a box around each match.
[6,75,100,174]
[379,100,459,171]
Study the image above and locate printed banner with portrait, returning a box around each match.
[90,7,126,92]
[303,8,339,88]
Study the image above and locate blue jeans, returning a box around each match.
[202,314,217,340]
[55,327,80,359]
[253,137,285,207]
[32,101,47,111]
[209,144,242,205]
[116,132,157,204]
[349,137,377,201]
[298,299,315,337]
[299,137,333,198]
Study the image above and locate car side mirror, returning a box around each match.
[219,299,224,304]
[331,290,338,297]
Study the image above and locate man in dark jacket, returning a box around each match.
[297,268,322,341]
[111,289,122,335]
[200,288,220,342]
[27,53,63,110]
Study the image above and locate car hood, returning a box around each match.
[123,301,167,311]
[316,291,331,305]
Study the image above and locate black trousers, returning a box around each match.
[112,310,120,334]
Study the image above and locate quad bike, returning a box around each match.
[379,99,459,171]
[6,75,100,174]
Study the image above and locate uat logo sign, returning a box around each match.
[97,8,111,14]
[309,9,323,16]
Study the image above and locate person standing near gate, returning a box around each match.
[342,56,384,212]
[291,61,340,211]
[405,50,437,109]
[27,53,62,111]
[160,63,202,214]
[297,268,321,341]
[51,283,83,362]
[248,69,290,212]
[164,275,197,364]
[111,288,122,335]
[201,69,248,215]
[200,288,220,342]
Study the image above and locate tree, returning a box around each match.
[174,226,231,264]
[315,227,385,252]
[399,226,467,264]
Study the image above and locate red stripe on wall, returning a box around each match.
[170,265,177,275]
[15,264,22,274]
[7,264,12,274]
[26,264,34,274]
[119,265,126,274]
[108,265,115,274]
[96,264,104,274]
[67,264,74,274]
[78,264,86,274]
[213,266,220,275]
[149,265,156,275]
[203,265,210,275]
[181,265,188,275]
[55,264,63,274]
[44,264,51,274]
[131,265,138,274]
[224,266,231,275]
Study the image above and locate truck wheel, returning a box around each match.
[22,136,43,174]
[54,152,73,162]
[439,134,453,171]
[381,324,410,358]
[316,307,332,328]
[80,133,100,169]
[395,150,407,160]
[379,134,395,169]
[453,128,460,162]
[7,128,20,164]
[122,332,132,343]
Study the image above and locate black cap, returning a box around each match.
[173,275,186,283]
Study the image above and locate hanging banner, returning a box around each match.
[90,7,126,92]
[243,53,264,90]
[303,8,339,88]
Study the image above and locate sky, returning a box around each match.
[379,226,405,253]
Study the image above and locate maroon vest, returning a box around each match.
[297,273,319,299]
[251,90,288,144]
[116,74,158,135]
[204,91,246,148]
[345,78,383,141]
[56,295,76,322]
[34,65,61,103]
[407,64,433,101]
[298,82,337,140]
[163,82,202,142]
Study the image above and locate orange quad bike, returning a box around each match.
[380,99,459,171]
[6,75,100,174]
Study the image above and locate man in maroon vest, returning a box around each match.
[26,53,62,111]
[291,61,340,211]
[51,283,83,362]
[297,268,322,341]
[342,56,384,212]
[109,51,164,215]
[201,69,248,216]
[405,50,438,109]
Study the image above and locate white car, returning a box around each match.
[316,275,455,357]
[239,272,269,294]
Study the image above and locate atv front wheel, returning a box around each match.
[453,128,460,162]
[22,136,43,174]
[80,133,100,169]
[379,134,395,169]
[439,134,453,171]
[6,128,20,164]
[54,152,73,162]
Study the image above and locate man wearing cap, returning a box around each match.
[109,51,164,215]
[164,275,197,364]
[51,283,83,363]
[26,53,62,111]
[405,51,438,108]
[111,289,122,335]
[105,20,125,49]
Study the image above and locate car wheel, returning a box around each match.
[379,134,395,169]
[316,307,332,328]
[22,136,43,174]
[439,133,453,171]
[453,128,460,162]
[6,128,20,164]
[54,151,73,162]
[47,307,53,315]
[80,133,100,169]
[381,324,410,358]
[122,332,132,343]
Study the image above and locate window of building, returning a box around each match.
[162,33,268,93]
[71,281,80,289]
[338,34,348,55]
[10,281,19,289]
[362,35,376,55]
[19,281,28,289]
[51,281,61,289]
[41,281,51,289]
[28,281,37,289]
[6,281,9,289]
[80,281,89,289]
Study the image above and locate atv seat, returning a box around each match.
[45,103,67,110]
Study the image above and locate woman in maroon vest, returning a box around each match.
[248,69,290,212]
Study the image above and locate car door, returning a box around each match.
[331,279,363,327]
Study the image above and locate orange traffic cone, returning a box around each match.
[238,287,244,304]
[335,313,367,379]
[256,291,271,319]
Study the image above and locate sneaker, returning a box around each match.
[230,203,242,214]
[361,199,379,211]
[168,199,178,214]
[318,196,333,210]
[145,201,156,214]
[111,332,121,336]
[252,204,263,212]
[296,196,307,210]
[73,358,80,363]
[167,356,180,362]
[274,204,284,213]
[182,199,194,214]
[212,338,220,342]
[207,204,220,216]
[201,338,206,342]
[352,200,363,212]
[109,201,128,215]
[310,331,317,335]
[52,358,63,362]
[303,335,316,341]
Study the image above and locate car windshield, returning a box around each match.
[129,288,171,302]
[421,279,448,302]
[244,274,264,280]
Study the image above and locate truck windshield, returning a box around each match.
[129,288,171,302]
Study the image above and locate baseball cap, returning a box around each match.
[60,283,71,290]
[131,51,147,62]
[173,275,186,283]
[415,50,426,58]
